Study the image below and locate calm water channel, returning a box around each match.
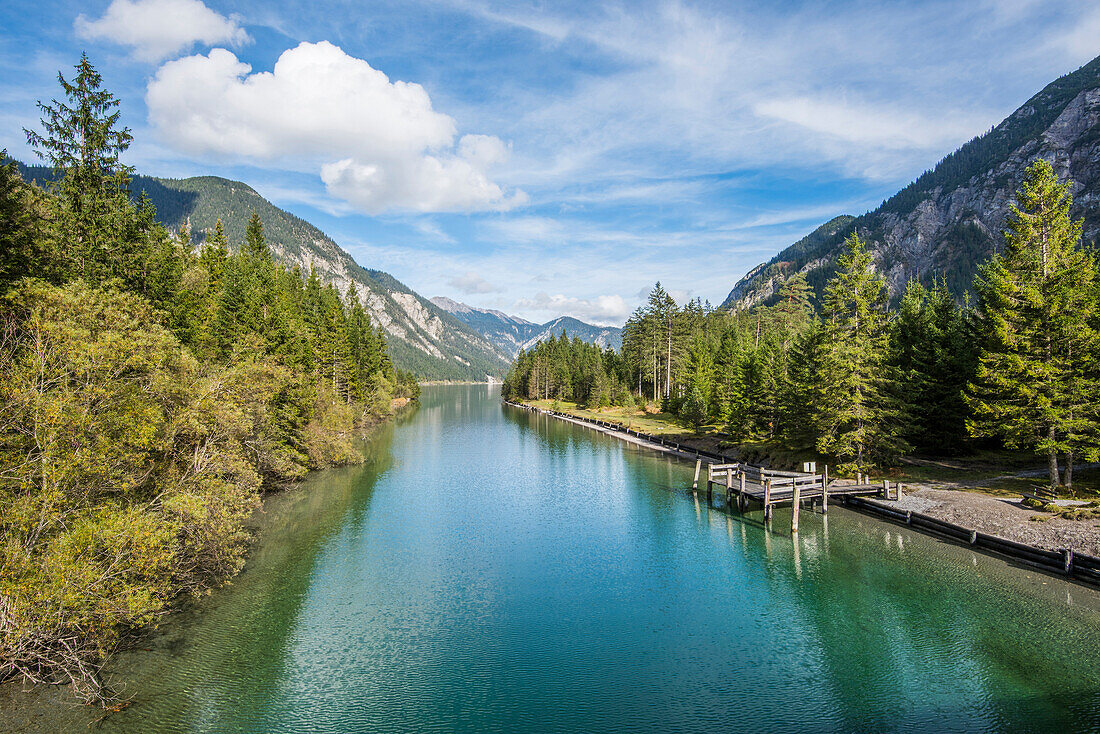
[5,384,1100,733]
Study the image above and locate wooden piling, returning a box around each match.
[822,466,829,514]
[692,459,701,494]
[763,479,772,520]
[791,481,801,534]
[725,469,734,509]
[1065,548,1074,574]
[882,478,889,498]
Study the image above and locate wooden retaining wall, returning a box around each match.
[844,496,1100,588]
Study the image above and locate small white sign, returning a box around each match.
[802,462,816,473]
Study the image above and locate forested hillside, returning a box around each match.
[14,167,509,381]
[723,53,1100,309]
[0,56,416,701]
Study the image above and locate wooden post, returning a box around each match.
[764,479,772,520]
[791,481,801,534]
[692,459,701,494]
[882,478,889,498]
[1065,549,1074,574]
[706,468,713,503]
[822,466,828,514]
[726,469,734,508]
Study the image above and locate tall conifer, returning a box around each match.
[967,159,1099,488]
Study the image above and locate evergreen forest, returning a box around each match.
[505,158,1100,489]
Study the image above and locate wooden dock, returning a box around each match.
[694,461,902,534]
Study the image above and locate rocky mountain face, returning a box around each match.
[430,298,623,358]
[16,165,510,381]
[722,54,1100,310]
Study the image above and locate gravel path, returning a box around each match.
[891,485,1100,557]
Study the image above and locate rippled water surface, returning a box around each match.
[5,384,1100,733]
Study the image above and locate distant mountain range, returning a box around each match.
[429,297,623,358]
[722,53,1100,310]
[15,163,510,381]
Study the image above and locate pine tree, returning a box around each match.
[244,211,269,260]
[199,219,230,290]
[781,317,828,452]
[919,279,977,453]
[816,232,909,472]
[966,159,1099,488]
[712,328,743,425]
[0,154,47,287]
[24,53,137,282]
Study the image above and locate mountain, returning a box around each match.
[522,317,623,353]
[15,164,509,381]
[430,297,623,357]
[722,55,1100,310]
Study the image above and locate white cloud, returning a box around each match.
[514,292,629,326]
[146,41,525,214]
[447,271,499,295]
[75,0,249,62]
[753,95,986,151]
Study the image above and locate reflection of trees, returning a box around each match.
[97,427,396,731]
[763,512,1100,731]
[504,394,1100,731]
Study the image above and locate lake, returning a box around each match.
[5,384,1100,732]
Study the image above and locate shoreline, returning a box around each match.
[504,398,1100,588]
[0,400,416,716]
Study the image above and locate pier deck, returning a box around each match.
[696,462,901,533]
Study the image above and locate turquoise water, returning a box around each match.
[5,384,1100,732]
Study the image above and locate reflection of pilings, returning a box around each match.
[764,521,773,559]
[793,532,802,579]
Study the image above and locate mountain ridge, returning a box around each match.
[721,54,1100,310]
[14,163,510,381]
[430,297,623,357]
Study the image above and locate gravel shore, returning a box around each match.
[886,485,1100,557]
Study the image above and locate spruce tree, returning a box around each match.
[199,219,230,290]
[0,154,46,288]
[24,53,137,282]
[966,159,1099,488]
[816,232,908,472]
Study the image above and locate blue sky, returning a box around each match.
[2,0,1098,325]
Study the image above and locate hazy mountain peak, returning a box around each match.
[431,297,622,357]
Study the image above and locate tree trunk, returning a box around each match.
[665,322,671,400]
[1048,425,1060,489]
[1066,449,1074,489]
